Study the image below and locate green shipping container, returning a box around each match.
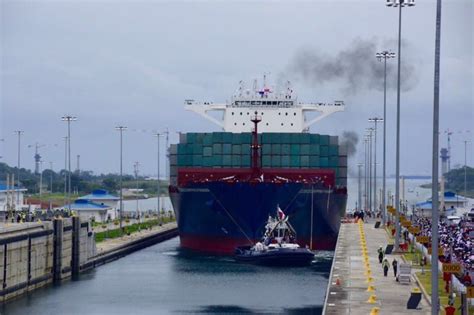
[223,132,233,143]
[232,133,241,144]
[223,143,232,154]
[310,134,320,144]
[300,155,309,167]
[290,155,300,167]
[203,147,213,157]
[262,133,272,144]
[241,144,251,155]
[271,155,281,167]
[282,144,291,155]
[202,156,213,167]
[213,143,222,154]
[242,155,251,167]
[203,133,213,146]
[281,155,290,167]
[320,145,329,156]
[191,144,203,155]
[290,133,301,144]
[232,155,241,167]
[329,156,339,167]
[320,157,329,167]
[212,155,223,165]
[212,132,224,143]
[329,145,339,156]
[241,133,252,144]
[310,156,320,167]
[301,144,310,155]
[280,133,291,143]
[262,155,271,167]
[290,144,300,155]
[301,133,310,144]
[232,145,241,155]
[309,144,320,155]
[192,155,203,167]
[320,135,329,145]
[262,145,272,155]
[272,144,281,155]
[222,155,232,166]
[178,155,191,166]
[187,133,198,144]
[177,144,188,155]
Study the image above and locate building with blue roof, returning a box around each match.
[415,191,469,217]
[63,199,115,223]
[77,189,119,209]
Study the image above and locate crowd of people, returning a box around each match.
[410,214,473,285]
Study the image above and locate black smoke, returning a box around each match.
[340,131,359,157]
[288,38,418,95]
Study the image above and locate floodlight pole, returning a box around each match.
[155,133,161,217]
[369,118,383,220]
[431,0,441,313]
[62,115,77,215]
[14,130,24,209]
[116,126,127,232]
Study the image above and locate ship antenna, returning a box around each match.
[250,111,262,175]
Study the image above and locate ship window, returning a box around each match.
[281,123,284,126]
[273,101,277,105]
[294,113,296,116]
[291,123,294,126]
[285,112,288,116]
[232,112,234,115]
[247,112,249,115]
[243,123,246,125]
[234,123,237,126]
[266,123,269,126]
[278,113,281,115]
[240,112,242,115]
[261,112,264,115]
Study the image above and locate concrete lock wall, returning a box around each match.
[0,218,94,303]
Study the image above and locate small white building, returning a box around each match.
[0,183,28,214]
[64,199,115,223]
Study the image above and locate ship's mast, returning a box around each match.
[250,111,262,175]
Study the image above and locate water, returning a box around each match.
[1,238,332,315]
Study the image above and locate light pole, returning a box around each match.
[386,0,415,252]
[154,133,161,218]
[358,163,363,212]
[63,136,68,198]
[464,140,470,198]
[133,161,140,223]
[430,0,440,312]
[61,115,77,215]
[14,130,24,209]
[376,51,395,226]
[39,161,43,207]
[369,118,383,220]
[49,161,53,210]
[366,128,374,214]
[364,137,369,211]
[116,126,127,232]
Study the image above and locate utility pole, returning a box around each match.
[134,161,140,223]
[116,126,127,232]
[386,0,415,252]
[61,115,77,214]
[14,130,24,209]
[431,0,441,312]
[366,128,374,214]
[358,163,363,212]
[369,118,383,219]
[155,133,161,217]
[376,51,396,225]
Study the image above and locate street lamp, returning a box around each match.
[366,128,374,214]
[116,126,127,232]
[133,161,140,223]
[358,163,363,212]
[386,0,415,253]
[364,137,369,211]
[154,133,162,218]
[463,140,470,199]
[13,130,24,209]
[376,51,395,224]
[61,115,77,215]
[369,118,383,220]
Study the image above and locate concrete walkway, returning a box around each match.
[324,220,431,315]
[95,222,177,255]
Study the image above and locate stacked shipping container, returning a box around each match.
[170,132,348,187]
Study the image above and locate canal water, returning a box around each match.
[1,238,332,315]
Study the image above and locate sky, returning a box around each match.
[1,0,473,177]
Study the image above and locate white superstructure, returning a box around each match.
[185,78,345,133]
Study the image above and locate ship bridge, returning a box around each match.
[185,79,345,133]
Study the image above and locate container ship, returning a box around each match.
[169,79,348,254]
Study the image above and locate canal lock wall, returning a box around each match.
[0,217,95,303]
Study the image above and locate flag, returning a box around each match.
[277,206,286,221]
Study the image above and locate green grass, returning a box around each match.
[416,271,473,313]
[94,217,175,243]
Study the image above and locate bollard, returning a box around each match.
[366,294,377,304]
[53,218,63,283]
[71,216,81,279]
[370,307,380,315]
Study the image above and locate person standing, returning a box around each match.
[382,258,390,277]
[392,258,398,277]
[378,246,384,263]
